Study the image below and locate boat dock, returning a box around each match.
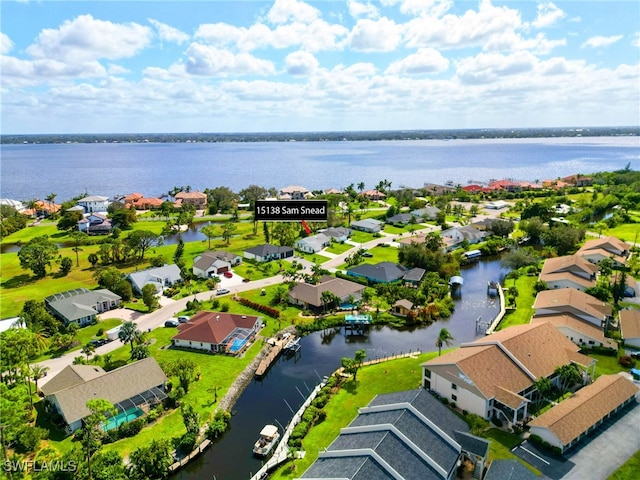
[255,334,296,377]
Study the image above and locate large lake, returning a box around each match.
[1,136,638,201]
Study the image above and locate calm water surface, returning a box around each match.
[2,136,638,201]
[171,257,507,480]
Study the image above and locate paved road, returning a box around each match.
[35,202,510,386]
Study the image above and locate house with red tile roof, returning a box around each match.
[359,189,386,201]
[174,191,207,208]
[171,311,262,354]
[539,254,599,291]
[528,374,638,453]
[422,323,595,426]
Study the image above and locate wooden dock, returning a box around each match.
[255,335,295,377]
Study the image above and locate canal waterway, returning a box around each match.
[171,257,508,480]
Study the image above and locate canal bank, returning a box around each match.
[170,256,508,480]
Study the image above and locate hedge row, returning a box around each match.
[236,297,281,318]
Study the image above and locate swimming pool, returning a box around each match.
[101,407,143,431]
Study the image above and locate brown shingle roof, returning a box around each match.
[172,311,260,345]
[424,323,594,406]
[175,191,207,199]
[620,309,640,340]
[530,313,616,349]
[577,236,630,265]
[528,374,638,446]
[288,276,365,308]
[533,288,612,320]
[540,254,598,288]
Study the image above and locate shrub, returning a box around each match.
[441,398,448,405]
[236,297,281,318]
[15,425,48,453]
[117,418,145,438]
[177,432,198,454]
[96,328,104,337]
[206,411,231,441]
[619,355,636,368]
[220,302,230,312]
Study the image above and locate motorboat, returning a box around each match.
[253,424,280,457]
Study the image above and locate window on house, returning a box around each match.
[424,369,431,379]
[425,380,431,390]
[451,383,457,390]
[451,394,457,401]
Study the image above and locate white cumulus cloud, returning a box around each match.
[349,17,401,52]
[386,48,449,75]
[531,2,565,29]
[581,35,623,48]
[285,50,319,76]
[1,32,14,55]
[148,19,190,44]
[266,0,320,25]
[184,43,276,77]
[26,14,152,63]
[348,0,380,19]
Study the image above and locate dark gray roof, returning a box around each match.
[403,268,425,283]
[244,244,293,256]
[347,262,406,283]
[484,460,538,480]
[300,389,489,480]
[44,288,121,323]
[322,227,352,239]
[386,213,413,224]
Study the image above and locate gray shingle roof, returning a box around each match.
[484,460,538,480]
[347,262,407,283]
[48,357,167,426]
[244,244,293,257]
[44,288,121,323]
[300,389,489,480]
[128,264,181,292]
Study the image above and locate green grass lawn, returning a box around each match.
[608,449,640,480]
[336,243,399,269]
[324,242,354,255]
[497,274,537,330]
[348,231,376,244]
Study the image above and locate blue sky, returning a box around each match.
[1,0,639,134]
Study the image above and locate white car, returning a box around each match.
[217,288,230,295]
[178,316,190,323]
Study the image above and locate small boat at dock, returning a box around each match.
[253,424,280,457]
[284,336,301,353]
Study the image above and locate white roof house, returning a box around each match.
[128,264,182,294]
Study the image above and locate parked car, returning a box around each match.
[164,319,179,327]
[631,352,640,360]
[90,339,108,347]
[223,271,233,278]
[178,315,190,324]
[217,288,230,295]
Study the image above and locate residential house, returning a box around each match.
[542,179,570,189]
[324,188,342,195]
[533,288,612,329]
[530,314,617,350]
[346,262,407,284]
[279,186,310,200]
[123,192,143,206]
[391,299,414,317]
[528,374,637,453]
[192,250,241,278]
[40,358,167,433]
[487,180,520,192]
[351,218,383,233]
[174,191,207,209]
[319,227,351,243]
[539,254,598,291]
[386,213,414,225]
[423,183,455,195]
[360,189,386,201]
[403,267,426,287]
[171,311,262,353]
[620,309,640,348]
[295,233,331,253]
[562,174,593,187]
[78,213,113,234]
[577,236,630,267]
[128,264,182,295]
[440,225,488,251]
[422,322,595,425]
[471,218,499,231]
[45,288,121,326]
[133,197,164,210]
[21,200,62,218]
[411,206,441,221]
[300,389,489,480]
[77,195,110,213]
[244,244,293,262]
[288,275,365,312]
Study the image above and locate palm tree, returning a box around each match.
[118,321,139,352]
[81,342,96,361]
[436,328,455,356]
[357,182,365,193]
[45,192,57,213]
[30,364,49,393]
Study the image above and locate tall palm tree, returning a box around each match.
[436,328,455,356]
[30,364,49,393]
[118,321,139,352]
